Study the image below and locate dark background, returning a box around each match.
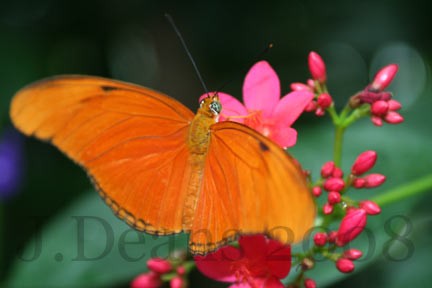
[0,0,431,287]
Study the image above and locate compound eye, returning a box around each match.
[209,101,222,115]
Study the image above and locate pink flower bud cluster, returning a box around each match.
[335,248,363,273]
[354,64,404,126]
[312,161,345,214]
[131,258,187,288]
[313,228,364,274]
[291,51,333,117]
[309,150,386,277]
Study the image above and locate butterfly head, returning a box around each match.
[199,94,222,118]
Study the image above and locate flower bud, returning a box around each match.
[343,249,363,260]
[371,100,389,116]
[380,91,392,101]
[307,79,315,88]
[313,232,328,246]
[301,258,315,270]
[304,278,317,288]
[351,151,377,176]
[308,51,327,83]
[388,99,402,111]
[371,116,383,126]
[321,161,335,178]
[315,107,325,116]
[170,276,185,288]
[323,202,334,215]
[352,178,366,188]
[323,177,345,192]
[371,64,398,91]
[359,200,381,215]
[327,231,337,243]
[147,258,172,274]
[305,100,318,112]
[131,272,162,288]
[176,266,186,276]
[312,186,322,197]
[291,82,312,91]
[317,93,333,109]
[384,111,404,124]
[363,173,386,188]
[336,258,355,273]
[328,191,341,205]
[332,167,344,178]
[336,208,367,246]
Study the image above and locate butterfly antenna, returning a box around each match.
[165,13,210,95]
[215,43,274,93]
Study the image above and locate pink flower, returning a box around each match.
[210,61,314,148]
[194,235,291,288]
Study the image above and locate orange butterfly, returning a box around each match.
[10,76,315,254]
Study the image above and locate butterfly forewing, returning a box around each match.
[10,76,195,234]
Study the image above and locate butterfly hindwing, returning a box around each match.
[189,121,315,254]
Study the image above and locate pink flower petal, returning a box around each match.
[229,283,251,288]
[238,235,268,277]
[239,235,267,260]
[259,277,285,288]
[271,126,298,148]
[217,92,248,123]
[243,61,280,117]
[194,245,240,282]
[273,91,314,126]
[265,240,291,278]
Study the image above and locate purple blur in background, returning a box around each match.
[0,127,24,199]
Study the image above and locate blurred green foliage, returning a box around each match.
[0,0,431,287]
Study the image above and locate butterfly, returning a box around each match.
[10,75,315,254]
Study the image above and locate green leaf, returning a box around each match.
[6,192,188,287]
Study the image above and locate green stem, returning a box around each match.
[371,174,432,206]
[341,105,370,128]
[333,126,345,167]
[327,105,340,125]
[339,104,352,121]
